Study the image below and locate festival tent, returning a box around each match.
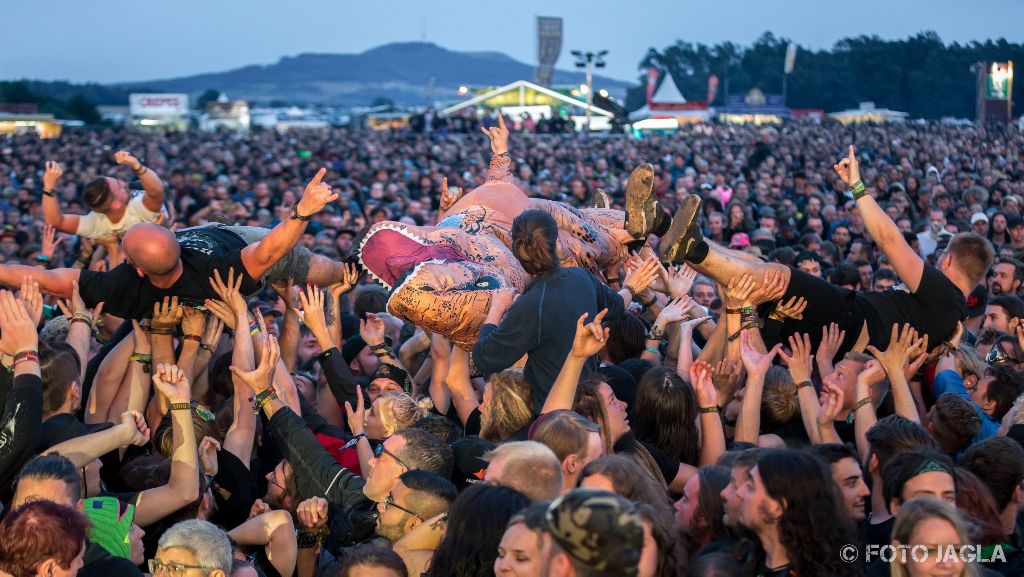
[828,102,909,124]
[629,72,710,129]
[438,80,615,129]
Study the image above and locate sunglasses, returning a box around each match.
[986,347,1020,365]
[374,443,411,470]
[384,494,423,520]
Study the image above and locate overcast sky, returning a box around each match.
[5,0,1024,85]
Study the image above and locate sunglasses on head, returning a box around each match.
[986,346,1020,366]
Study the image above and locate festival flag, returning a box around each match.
[784,42,797,74]
[646,67,659,105]
[707,74,719,104]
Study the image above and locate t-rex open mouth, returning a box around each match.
[358,222,469,290]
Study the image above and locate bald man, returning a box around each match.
[41,151,167,240]
[0,168,342,319]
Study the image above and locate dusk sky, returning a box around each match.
[5,0,1024,85]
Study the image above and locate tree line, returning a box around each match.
[626,31,1024,120]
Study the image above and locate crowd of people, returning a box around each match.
[0,116,1020,577]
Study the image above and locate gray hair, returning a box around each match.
[157,520,232,574]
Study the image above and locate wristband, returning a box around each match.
[290,208,312,222]
[768,311,785,322]
[248,321,260,336]
[129,353,152,364]
[796,381,814,392]
[36,254,50,263]
[249,389,279,413]
[182,334,202,343]
[341,432,366,451]
[648,325,666,342]
[134,166,147,176]
[644,346,660,355]
[12,350,39,368]
[149,327,173,336]
[699,406,720,414]
[42,189,56,198]
[70,314,93,328]
[169,402,192,412]
[847,396,873,424]
[726,307,744,315]
[624,285,639,301]
[850,180,868,200]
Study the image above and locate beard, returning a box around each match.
[376,517,408,544]
[992,283,1004,295]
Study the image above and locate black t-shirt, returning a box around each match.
[639,440,680,486]
[78,227,261,319]
[209,450,256,530]
[856,264,966,351]
[80,540,144,577]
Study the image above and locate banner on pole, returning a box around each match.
[535,17,563,87]
[784,42,797,74]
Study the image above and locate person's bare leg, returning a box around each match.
[687,241,791,288]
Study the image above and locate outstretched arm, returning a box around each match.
[41,161,80,234]
[0,264,79,297]
[836,146,924,292]
[241,168,337,280]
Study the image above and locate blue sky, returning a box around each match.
[4,0,1024,84]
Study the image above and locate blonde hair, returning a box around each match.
[480,369,533,442]
[889,498,978,577]
[954,344,985,379]
[377,393,433,437]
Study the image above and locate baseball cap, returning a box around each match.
[83,497,135,560]
[971,213,989,225]
[451,436,495,490]
[370,363,412,393]
[544,489,643,577]
[729,232,750,248]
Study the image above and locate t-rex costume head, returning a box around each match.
[358,221,529,350]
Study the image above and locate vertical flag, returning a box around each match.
[646,67,659,105]
[707,74,719,104]
[784,42,797,74]
[535,17,563,87]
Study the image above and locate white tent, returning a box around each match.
[439,80,614,118]
[629,73,709,124]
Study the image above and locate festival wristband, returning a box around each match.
[796,381,814,392]
[644,346,660,355]
[850,180,868,200]
[182,334,202,343]
[12,350,39,368]
[699,406,720,414]
[290,208,312,221]
[169,402,192,412]
[42,189,56,198]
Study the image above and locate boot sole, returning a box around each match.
[624,164,655,239]
[591,188,611,209]
[659,195,702,264]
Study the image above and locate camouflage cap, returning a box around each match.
[544,489,643,576]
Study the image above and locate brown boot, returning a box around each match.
[659,195,705,264]
[624,163,659,240]
[591,188,611,209]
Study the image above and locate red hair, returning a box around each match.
[0,501,89,577]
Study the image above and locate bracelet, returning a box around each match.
[624,285,638,301]
[648,325,666,342]
[725,307,744,315]
[42,189,56,198]
[290,208,312,222]
[149,327,173,336]
[249,389,279,413]
[129,353,152,364]
[169,402,191,412]
[795,381,814,393]
[699,406,720,414]
[70,314,93,328]
[297,527,327,549]
[248,321,260,336]
[199,343,215,353]
[644,346,660,355]
[341,432,366,451]
[850,180,868,200]
[134,166,147,176]
[36,255,50,264]
[182,334,202,343]
[12,350,39,368]
[768,311,785,322]
[846,396,873,424]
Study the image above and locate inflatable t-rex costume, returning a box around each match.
[358,152,656,350]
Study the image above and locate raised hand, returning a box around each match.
[43,161,63,192]
[0,290,38,356]
[857,359,886,388]
[329,263,360,299]
[655,297,698,325]
[570,309,610,360]
[723,274,757,309]
[152,364,190,404]
[681,314,712,332]
[181,307,206,336]
[739,330,782,376]
[249,499,271,520]
[711,359,742,395]
[833,145,861,187]
[229,333,280,394]
[480,113,509,155]
[772,296,807,321]
[296,284,329,336]
[40,225,63,260]
[151,296,183,331]
[119,410,151,447]
[203,299,236,331]
[198,436,221,477]
[439,177,463,212]
[865,324,914,377]
[114,150,143,171]
[296,497,329,530]
[201,315,225,352]
[209,267,246,316]
[18,277,43,328]
[817,323,846,366]
[689,359,718,408]
[343,385,366,435]
[623,257,660,297]
[664,265,698,299]
[747,269,787,307]
[360,313,387,347]
[296,168,338,218]
[817,382,846,428]
[779,333,815,384]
